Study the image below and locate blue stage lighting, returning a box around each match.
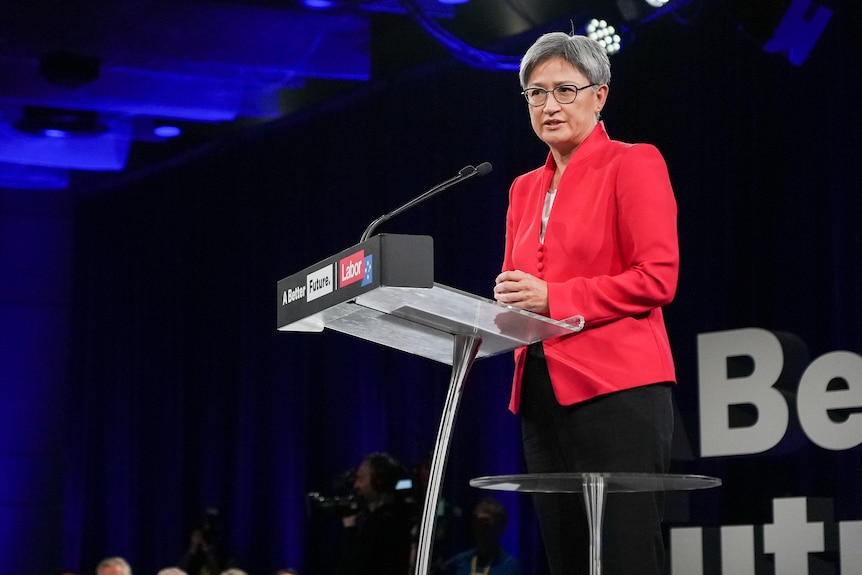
[303,0,337,8]
[154,125,182,138]
[763,0,832,66]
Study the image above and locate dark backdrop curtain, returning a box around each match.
[66,4,861,575]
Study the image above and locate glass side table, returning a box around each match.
[470,472,721,575]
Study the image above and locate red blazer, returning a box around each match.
[503,122,678,413]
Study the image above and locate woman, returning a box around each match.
[492,33,678,575]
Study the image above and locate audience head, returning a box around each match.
[192,507,223,545]
[96,557,132,575]
[472,497,508,550]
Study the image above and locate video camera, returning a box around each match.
[305,461,417,518]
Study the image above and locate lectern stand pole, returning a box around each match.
[414,333,482,575]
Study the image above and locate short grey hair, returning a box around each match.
[96,557,132,575]
[519,33,611,89]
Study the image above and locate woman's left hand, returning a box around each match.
[494,270,549,314]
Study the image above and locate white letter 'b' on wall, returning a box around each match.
[698,328,789,457]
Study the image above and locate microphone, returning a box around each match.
[359,162,493,242]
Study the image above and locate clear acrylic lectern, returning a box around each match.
[276,234,584,575]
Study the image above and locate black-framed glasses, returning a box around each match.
[521,83,598,107]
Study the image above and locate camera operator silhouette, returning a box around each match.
[339,452,414,575]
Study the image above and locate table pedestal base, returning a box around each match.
[583,474,606,575]
[470,472,721,575]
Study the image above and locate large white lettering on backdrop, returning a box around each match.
[671,497,862,575]
[698,328,862,457]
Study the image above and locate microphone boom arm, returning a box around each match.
[359,163,491,243]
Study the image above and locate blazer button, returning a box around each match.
[537,261,545,272]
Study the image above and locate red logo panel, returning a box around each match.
[339,250,365,288]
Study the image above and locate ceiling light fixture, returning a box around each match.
[13,107,108,138]
[586,19,622,55]
[153,125,182,139]
[302,0,338,8]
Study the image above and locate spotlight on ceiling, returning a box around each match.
[586,19,623,55]
[302,0,337,8]
[1,108,131,171]
[644,0,669,7]
[13,107,108,138]
[153,125,182,139]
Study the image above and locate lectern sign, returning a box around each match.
[339,250,372,288]
[306,265,334,302]
[276,234,434,332]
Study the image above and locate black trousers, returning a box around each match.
[521,345,673,575]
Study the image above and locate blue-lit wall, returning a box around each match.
[0,189,73,573]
